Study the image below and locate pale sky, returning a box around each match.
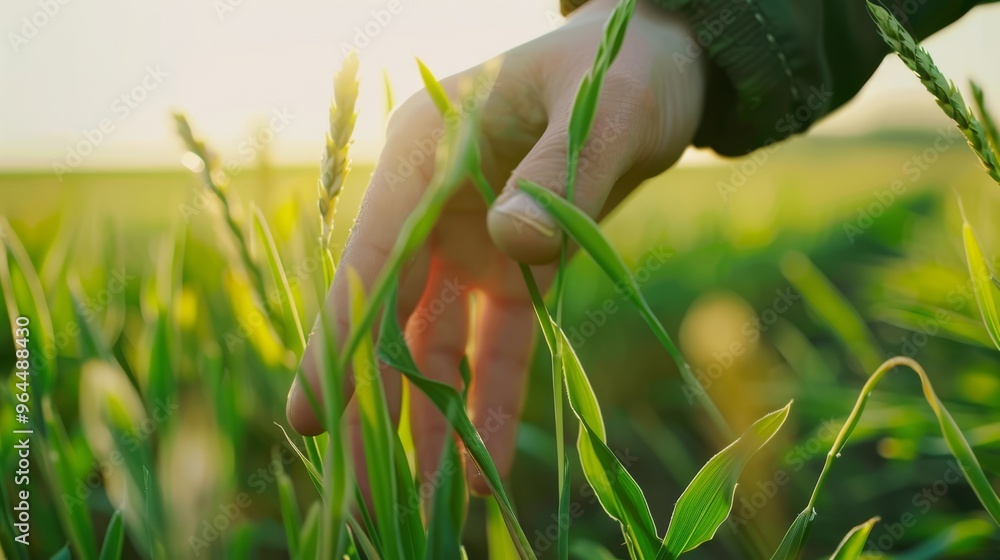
[1,0,998,171]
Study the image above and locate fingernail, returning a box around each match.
[492,192,558,238]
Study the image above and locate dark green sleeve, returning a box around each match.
[562,0,997,156]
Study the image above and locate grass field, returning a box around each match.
[2,125,1000,558]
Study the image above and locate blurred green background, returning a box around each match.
[2,127,999,558]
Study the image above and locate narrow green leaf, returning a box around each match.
[769,507,813,560]
[377,286,536,560]
[276,457,302,559]
[416,58,454,116]
[780,251,884,373]
[425,436,465,560]
[559,326,659,557]
[384,69,396,118]
[50,545,71,560]
[660,402,792,558]
[296,502,321,560]
[893,518,994,560]
[98,510,124,560]
[970,81,1000,159]
[394,436,427,560]
[348,269,405,560]
[252,204,306,354]
[959,211,1000,350]
[275,423,324,490]
[339,79,481,369]
[486,497,520,560]
[348,516,384,560]
[517,179,732,438]
[829,516,879,560]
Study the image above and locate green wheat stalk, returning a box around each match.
[867,1,1000,185]
[173,113,267,298]
[318,50,360,281]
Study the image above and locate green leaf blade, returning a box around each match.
[661,402,793,558]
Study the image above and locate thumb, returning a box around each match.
[487,96,640,265]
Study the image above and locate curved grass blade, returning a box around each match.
[958,206,1000,350]
[772,356,1000,559]
[559,326,659,558]
[377,286,536,559]
[98,510,125,560]
[659,402,792,559]
[517,179,732,438]
[348,269,405,560]
[828,516,879,560]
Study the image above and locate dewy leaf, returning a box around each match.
[660,402,793,559]
[348,269,405,560]
[377,285,537,560]
[517,179,732,438]
[829,516,879,560]
[560,325,660,558]
[959,210,1000,350]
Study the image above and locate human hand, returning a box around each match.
[287,0,706,496]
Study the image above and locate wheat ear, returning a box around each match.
[174,113,266,297]
[867,2,1000,185]
[318,51,360,251]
